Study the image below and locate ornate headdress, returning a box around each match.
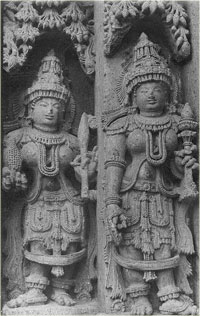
[24,50,70,106]
[116,33,173,107]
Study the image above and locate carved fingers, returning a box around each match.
[71,147,98,178]
[2,167,12,191]
[2,167,28,192]
[175,145,197,158]
[174,145,198,171]
[107,204,127,245]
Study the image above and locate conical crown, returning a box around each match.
[24,50,69,105]
[125,33,172,96]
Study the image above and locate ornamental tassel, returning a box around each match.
[140,192,157,281]
[51,211,64,277]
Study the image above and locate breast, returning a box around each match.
[21,142,38,167]
[126,127,178,157]
[165,128,178,154]
[21,142,76,170]
[126,129,146,154]
[59,144,76,167]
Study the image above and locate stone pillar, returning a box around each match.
[181,1,199,306]
[94,1,108,312]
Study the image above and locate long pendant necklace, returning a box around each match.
[38,143,60,177]
[29,128,66,177]
[134,114,171,166]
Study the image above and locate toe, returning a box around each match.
[58,297,65,306]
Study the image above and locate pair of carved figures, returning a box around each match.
[2,34,198,315]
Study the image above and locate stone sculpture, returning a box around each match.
[104,33,198,315]
[3,1,95,76]
[2,50,97,308]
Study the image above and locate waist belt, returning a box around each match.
[133,181,159,193]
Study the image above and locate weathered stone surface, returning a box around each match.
[2,1,198,315]
[3,300,99,315]
[2,49,97,310]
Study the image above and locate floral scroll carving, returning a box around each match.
[104,1,190,62]
[3,1,95,76]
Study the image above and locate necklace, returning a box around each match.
[29,128,66,177]
[134,114,171,131]
[29,128,66,146]
[135,114,170,166]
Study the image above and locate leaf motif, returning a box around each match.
[180,16,187,27]
[171,25,177,33]
[115,9,122,19]
[122,8,129,19]
[174,28,181,39]
[141,1,150,14]
[181,11,188,19]
[176,36,184,49]
[173,13,180,27]
[166,13,173,24]
[157,1,165,12]
[129,8,137,18]
[149,1,157,15]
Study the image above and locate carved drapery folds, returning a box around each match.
[3,1,95,75]
[104,1,190,62]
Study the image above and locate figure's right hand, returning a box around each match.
[2,167,28,192]
[106,204,127,246]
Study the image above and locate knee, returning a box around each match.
[154,244,171,260]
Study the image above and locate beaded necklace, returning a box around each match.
[29,128,66,177]
[134,114,172,166]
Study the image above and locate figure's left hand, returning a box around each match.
[87,146,98,177]
[71,146,98,179]
[175,145,199,171]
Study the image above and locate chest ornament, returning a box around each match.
[134,114,172,166]
[29,130,66,177]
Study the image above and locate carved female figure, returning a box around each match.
[2,50,97,308]
[104,33,198,315]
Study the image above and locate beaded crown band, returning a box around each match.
[24,50,70,106]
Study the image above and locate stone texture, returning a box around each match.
[3,300,99,315]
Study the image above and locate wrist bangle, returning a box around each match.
[105,159,126,169]
[105,196,121,206]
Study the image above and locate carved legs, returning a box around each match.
[155,245,197,315]
[51,244,77,306]
[7,241,50,308]
[7,262,49,308]
[119,245,153,315]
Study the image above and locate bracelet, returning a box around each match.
[105,196,121,206]
[105,159,126,169]
[105,151,126,169]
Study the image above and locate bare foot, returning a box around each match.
[131,296,153,315]
[159,298,198,315]
[7,289,47,308]
[51,288,75,306]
